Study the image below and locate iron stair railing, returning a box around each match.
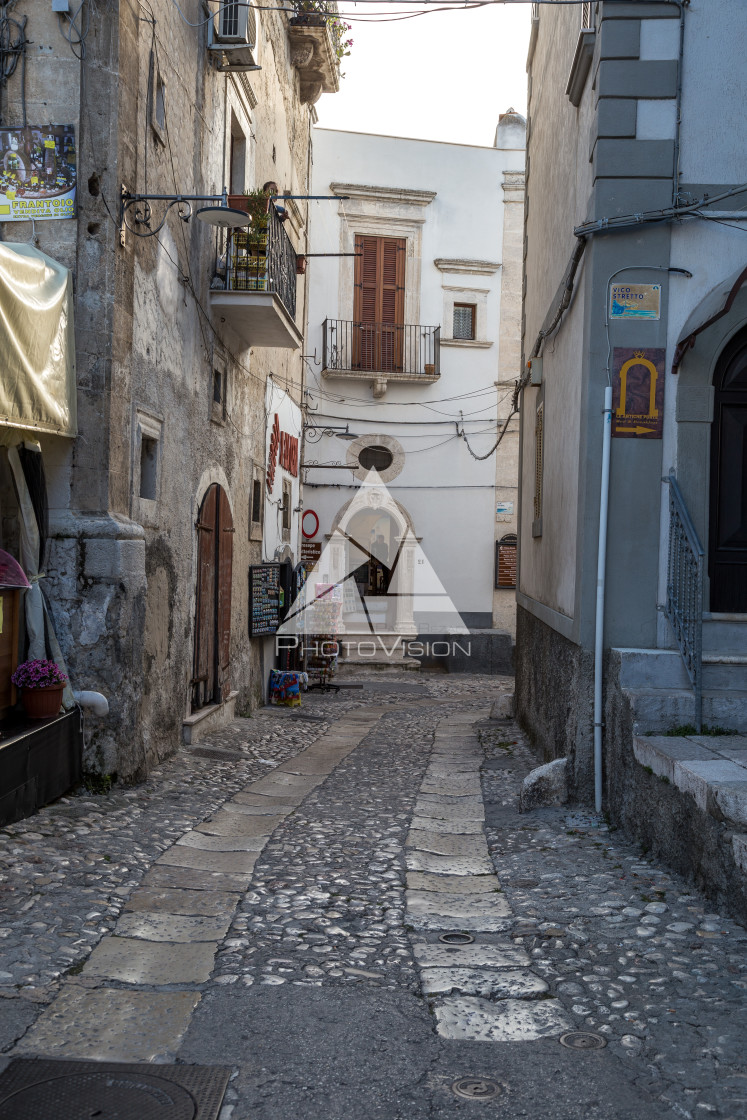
[665,473,704,732]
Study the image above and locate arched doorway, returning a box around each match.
[709,326,747,611]
[192,483,233,710]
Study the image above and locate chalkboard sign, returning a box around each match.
[495,535,517,589]
[249,564,283,636]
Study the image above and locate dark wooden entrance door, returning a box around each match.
[192,484,234,710]
[709,327,747,611]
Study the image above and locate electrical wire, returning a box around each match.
[57,0,91,61]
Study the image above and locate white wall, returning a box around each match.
[305,127,524,624]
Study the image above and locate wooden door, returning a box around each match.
[353,235,405,372]
[192,484,233,710]
[709,327,747,611]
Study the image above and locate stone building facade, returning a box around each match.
[517,0,747,854]
[0,0,341,781]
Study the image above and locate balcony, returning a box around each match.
[209,203,302,350]
[287,2,342,104]
[321,319,440,397]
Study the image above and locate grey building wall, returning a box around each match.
[517,0,682,785]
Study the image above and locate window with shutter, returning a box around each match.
[353,235,405,372]
[533,402,544,533]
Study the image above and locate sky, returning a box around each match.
[314,2,531,148]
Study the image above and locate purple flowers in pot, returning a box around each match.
[11,659,68,689]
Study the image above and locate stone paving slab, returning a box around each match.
[142,865,254,893]
[406,871,500,894]
[406,890,511,921]
[124,887,239,916]
[410,815,484,835]
[195,812,286,837]
[412,801,485,822]
[413,943,530,969]
[158,847,259,874]
[14,988,200,1061]
[175,831,266,853]
[434,996,571,1041]
[225,798,302,813]
[82,937,216,984]
[405,852,494,876]
[249,774,322,795]
[420,782,483,797]
[277,755,351,775]
[420,967,548,999]
[406,831,489,857]
[116,911,233,943]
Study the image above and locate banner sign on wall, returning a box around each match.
[611,348,666,439]
[0,126,76,222]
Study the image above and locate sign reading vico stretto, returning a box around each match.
[609,284,661,320]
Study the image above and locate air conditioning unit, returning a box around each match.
[209,0,260,71]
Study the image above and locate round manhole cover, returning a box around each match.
[439,932,475,945]
[559,1031,608,1051]
[451,1077,502,1101]
[0,1070,198,1120]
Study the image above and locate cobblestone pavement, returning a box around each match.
[0,673,746,1120]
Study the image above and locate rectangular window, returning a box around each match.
[140,436,158,500]
[281,481,291,537]
[353,235,406,374]
[251,477,262,525]
[211,364,228,424]
[230,120,247,195]
[533,400,544,535]
[453,303,476,340]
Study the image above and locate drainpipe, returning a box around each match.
[594,385,613,814]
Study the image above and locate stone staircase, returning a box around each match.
[334,599,421,675]
[612,613,747,734]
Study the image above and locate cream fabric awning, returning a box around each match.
[0,242,77,437]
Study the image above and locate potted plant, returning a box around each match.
[12,658,67,719]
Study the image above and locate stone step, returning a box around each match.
[633,734,747,826]
[335,658,421,676]
[627,687,747,734]
[616,647,747,692]
[702,612,747,648]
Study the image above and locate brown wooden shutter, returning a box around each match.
[353,236,405,371]
[217,486,233,698]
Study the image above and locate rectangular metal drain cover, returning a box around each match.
[0,1058,231,1120]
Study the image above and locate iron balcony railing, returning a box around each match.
[322,319,440,378]
[226,203,297,319]
[665,473,704,732]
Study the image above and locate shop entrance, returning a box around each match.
[709,326,747,611]
[192,484,233,710]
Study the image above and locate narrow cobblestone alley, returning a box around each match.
[1,674,746,1119]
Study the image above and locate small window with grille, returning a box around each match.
[532,401,544,536]
[453,303,476,341]
[282,480,291,538]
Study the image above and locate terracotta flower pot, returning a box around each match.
[22,684,64,720]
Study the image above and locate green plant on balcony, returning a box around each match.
[290,1,352,60]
